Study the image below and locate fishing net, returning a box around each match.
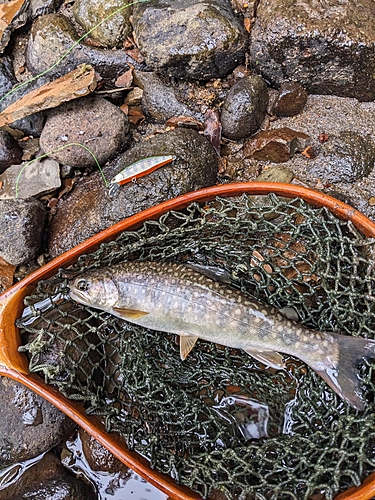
[17,194,375,500]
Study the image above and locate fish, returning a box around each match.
[108,155,176,197]
[69,261,375,411]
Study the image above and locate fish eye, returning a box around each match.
[76,279,89,292]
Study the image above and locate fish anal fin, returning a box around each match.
[244,349,284,370]
[112,307,149,320]
[180,335,199,360]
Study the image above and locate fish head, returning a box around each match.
[69,269,119,310]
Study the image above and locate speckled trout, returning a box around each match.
[69,261,375,410]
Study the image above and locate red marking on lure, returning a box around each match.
[108,155,175,197]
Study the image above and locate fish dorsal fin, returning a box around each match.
[180,335,199,360]
[112,307,149,320]
[244,348,285,370]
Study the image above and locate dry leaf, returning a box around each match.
[0,64,97,128]
[301,145,315,158]
[204,109,222,156]
[166,115,204,131]
[244,18,252,32]
[120,103,129,115]
[0,255,16,291]
[115,67,134,88]
[58,178,75,199]
[125,48,144,63]
[128,107,145,125]
[318,133,330,143]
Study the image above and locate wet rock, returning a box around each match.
[79,429,129,473]
[271,83,308,117]
[135,71,200,122]
[124,87,143,106]
[0,198,46,265]
[0,378,75,467]
[0,452,96,499]
[258,95,375,220]
[26,14,146,81]
[0,158,61,199]
[221,75,268,140]
[255,165,294,183]
[250,0,375,101]
[0,57,16,100]
[133,0,247,80]
[0,130,23,173]
[39,96,130,168]
[243,127,310,163]
[308,131,375,184]
[48,128,217,256]
[28,0,63,19]
[73,0,132,48]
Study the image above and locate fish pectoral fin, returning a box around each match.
[180,335,199,360]
[112,307,149,320]
[186,263,232,284]
[244,349,285,370]
[279,306,299,322]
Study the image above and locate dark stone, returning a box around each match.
[39,96,130,168]
[48,128,218,257]
[308,131,375,184]
[0,378,76,468]
[135,71,201,122]
[0,198,46,265]
[243,127,310,162]
[133,0,247,80]
[0,57,16,100]
[249,0,375,101]
[0,130,23,173]
[220,75,268,140]
[26,14,147,81]
[73,0,133,48]
[272,83,308,117]
[0,452,96,499]
[28,0,63,19]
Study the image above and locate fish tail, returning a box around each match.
[315,334,375,410]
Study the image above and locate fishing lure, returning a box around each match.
[108,155,176,197]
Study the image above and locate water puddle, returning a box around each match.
[0,452,45,490]
[62,431,168,500]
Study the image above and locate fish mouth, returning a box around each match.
[69,288,90,306]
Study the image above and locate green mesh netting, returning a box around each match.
[17,194,375,500]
